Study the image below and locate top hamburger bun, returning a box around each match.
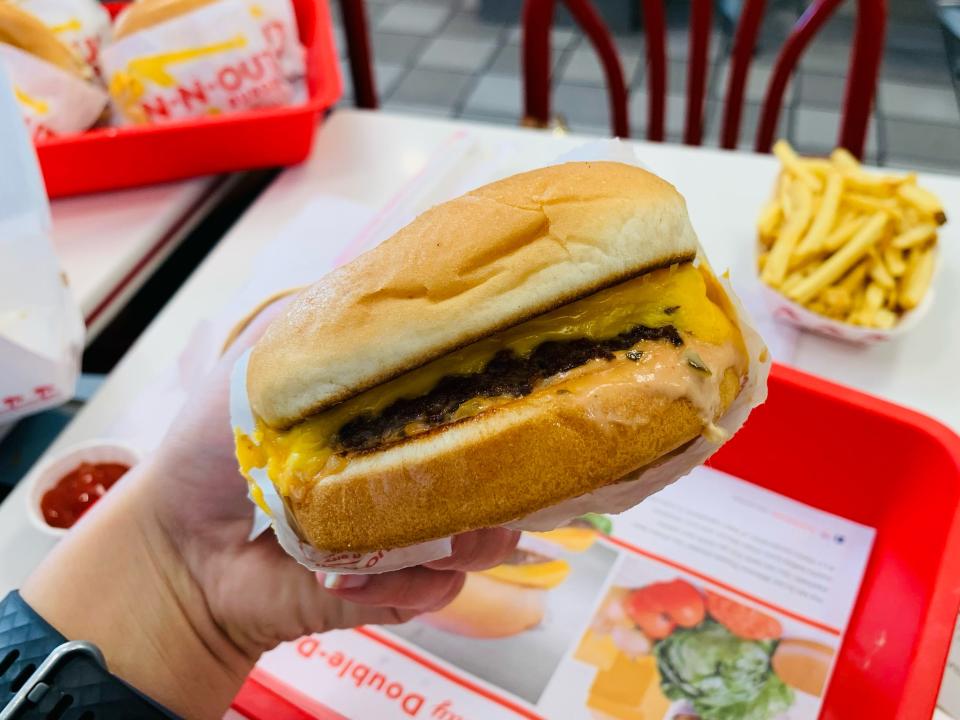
[249,162,699,427]
[0,2,90,78]
[112,0,219,39]
[239,162,750,554]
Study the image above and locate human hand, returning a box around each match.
[23,299,519,718]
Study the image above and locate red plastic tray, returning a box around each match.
[33,0,341,197]
[232,363,960,720]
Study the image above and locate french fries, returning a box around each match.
[762,179,814,287]
[757,140,945,330]
[773,140,822,192]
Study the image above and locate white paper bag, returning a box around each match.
[0,66,85,425]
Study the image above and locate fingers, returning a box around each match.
[425,528,520,572]
[322,566,466,614]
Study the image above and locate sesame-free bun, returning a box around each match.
[0,3,90,78]
[112,0,219,39]
[248,162,700,429]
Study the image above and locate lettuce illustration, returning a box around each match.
[579,513,613,534]
[654,620,793,720]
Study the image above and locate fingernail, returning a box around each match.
[322,573,370,590]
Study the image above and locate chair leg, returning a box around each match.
[339,0,378,109]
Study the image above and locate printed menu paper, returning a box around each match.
[252,466,874,720]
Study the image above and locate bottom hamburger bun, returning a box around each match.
[422,572,545,638]
[286,349,743,554]
[771,638,833,697]
[0,3,89,78]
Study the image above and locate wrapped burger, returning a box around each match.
[101,0,304,126]
[11,0,111,72]
[232,161,770,574]
[0,1,106,139]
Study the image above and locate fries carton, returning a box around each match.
[0,42,107,139]
[13,0,111,73]
[757,268,936,344]
[758,141,945,344]
[100,0,298,126]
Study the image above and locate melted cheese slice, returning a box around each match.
[236,263,739,497]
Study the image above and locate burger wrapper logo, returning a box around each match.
[228,141,772,575]
[100,0,303,126]
[13,0,111,74]
[0,42,107,140]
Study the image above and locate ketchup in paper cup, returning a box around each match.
[25,440,140,537]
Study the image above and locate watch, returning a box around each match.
[0,591,178,719]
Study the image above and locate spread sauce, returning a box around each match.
[236,263,745,499]
[40,462,129,529]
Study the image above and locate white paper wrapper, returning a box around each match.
[0,43,106,139]
[100,0,296,126]
[231,141,771,574]
[13,0,111,73]
[256,0,306,83]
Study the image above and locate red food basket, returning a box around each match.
[33,0,341,197]
[231,363,960,720]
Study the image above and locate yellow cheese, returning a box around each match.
[587,654,670,720]
[575,630,620,670]
[234,428,271,513]
[244,263,738,495]
[481,559,571,589]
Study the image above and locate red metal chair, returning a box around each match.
[522,0,886,158]
[338,0,378,109]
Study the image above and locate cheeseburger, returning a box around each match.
[237,162,751,554]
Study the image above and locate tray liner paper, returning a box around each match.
[229,141,771,574]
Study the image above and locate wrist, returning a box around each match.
[21,462,254,719]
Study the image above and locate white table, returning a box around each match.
[2,109,958,717]
[50,175,231,342]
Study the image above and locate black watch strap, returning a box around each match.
[0,591,178,719]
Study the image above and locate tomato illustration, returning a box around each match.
[624,579,706,639]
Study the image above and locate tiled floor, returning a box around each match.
[331,0,960,174]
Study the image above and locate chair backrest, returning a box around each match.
[522,0,887,158]
[338,0,378,109]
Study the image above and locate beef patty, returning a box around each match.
[335,323,683,452]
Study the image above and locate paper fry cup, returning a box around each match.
[756,247,939,345]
